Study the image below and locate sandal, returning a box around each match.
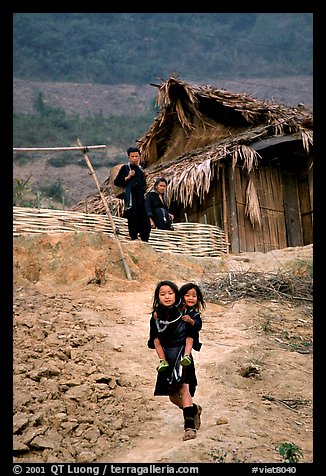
[183,428,197,441]
[180,354,192,366]
[156,359,169,372]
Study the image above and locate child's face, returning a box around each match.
[183,288,198,307]
[158,285,176,307]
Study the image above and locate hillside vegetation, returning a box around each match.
[13,13,312,84]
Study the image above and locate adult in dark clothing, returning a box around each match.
[113,147,151,242]
[145,177,174,230]
[148,280,202,441]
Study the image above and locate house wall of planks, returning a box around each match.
[173,151,313,254]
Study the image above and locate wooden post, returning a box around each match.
[221,164,230,253]
[212,194,218,227]
[77,138,132,281]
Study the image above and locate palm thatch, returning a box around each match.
[71,76,313,231]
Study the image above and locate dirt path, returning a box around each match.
[13,235,313,463]
[99,293,312,464]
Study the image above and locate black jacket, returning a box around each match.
[148,305,186,349]
[181,305,203,352]
[145,190,172,230]
[114,163,147,210]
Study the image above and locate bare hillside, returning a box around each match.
[13,77,313,117]
[13,79,156,117]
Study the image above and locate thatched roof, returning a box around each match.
[71,76,313,217]
[138,76,312,166]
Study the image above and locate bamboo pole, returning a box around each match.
[13,145,107,152]
[76,138,132,281]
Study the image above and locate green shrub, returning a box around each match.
[277,442,303,463]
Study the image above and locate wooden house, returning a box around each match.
[72,76,313,254]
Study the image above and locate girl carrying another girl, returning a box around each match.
[147,280,204,441]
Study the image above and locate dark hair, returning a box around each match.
[127,147,141,156]
[152,280,181,312]
[154,177,168,187]
[179,282,206,311]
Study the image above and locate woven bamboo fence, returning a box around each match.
[13,207,228,257]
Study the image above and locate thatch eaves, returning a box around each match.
[144,126,313,209]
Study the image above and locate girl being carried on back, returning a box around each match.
[179,282,205,367]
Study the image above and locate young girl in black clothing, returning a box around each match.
[179,283,205,367]
[147,280,202,441]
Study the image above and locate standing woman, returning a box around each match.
[145,177,174,230]
[147,280,202,441]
